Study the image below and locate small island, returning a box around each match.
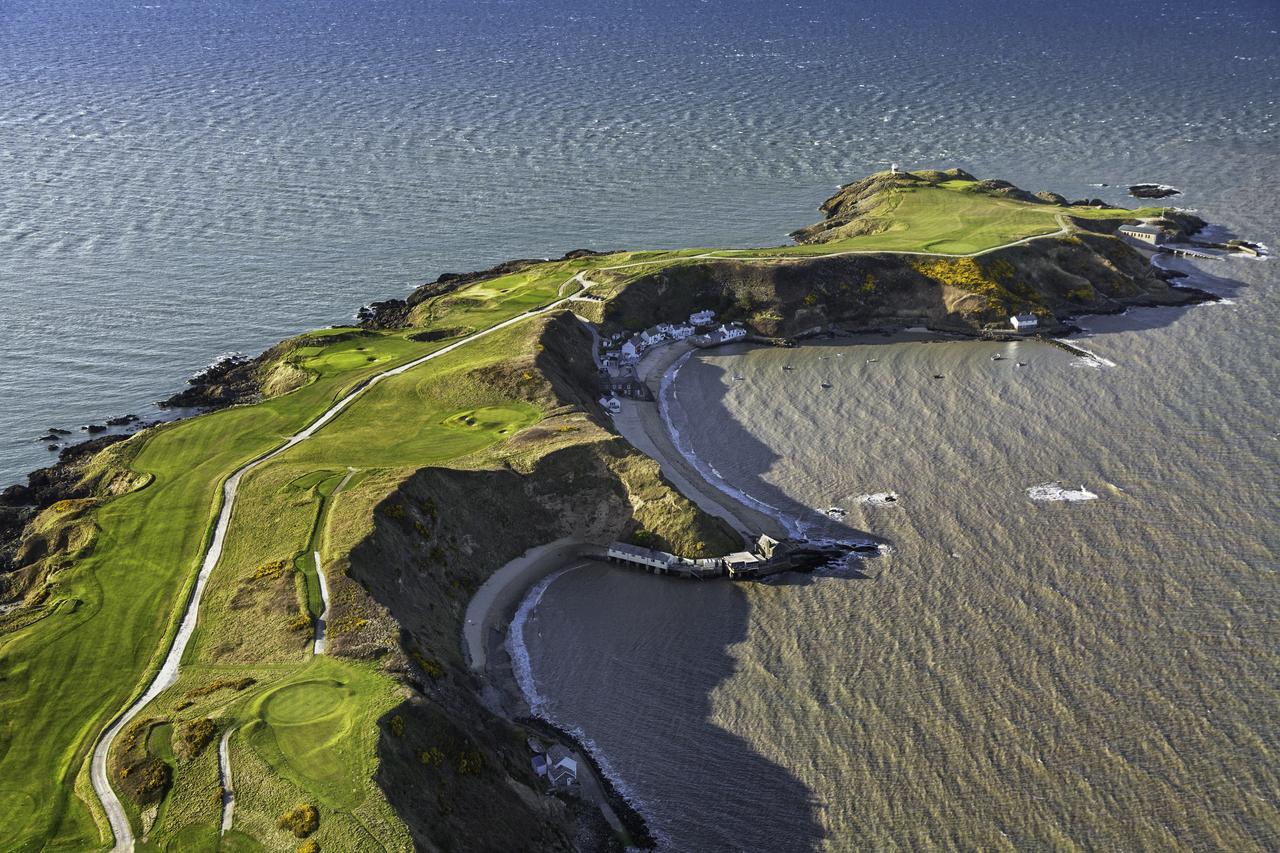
[0,168,1252,851]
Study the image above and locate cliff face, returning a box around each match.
[603,232,1205,338]
[320,317,736,852]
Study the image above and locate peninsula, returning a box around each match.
[0,168,1239,852]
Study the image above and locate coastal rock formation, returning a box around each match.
[1129,183,1182,199]
[321,316,735,850]
[602,232,1206,339]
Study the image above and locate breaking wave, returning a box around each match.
[1027,482,1099,502]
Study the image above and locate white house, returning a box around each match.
[546,746,578,788]
[1118,223,1164,245]
[606,542,676,570]
[669,324,695,341]
[1010,313,1039,331]
[716,324,748,342]
[639,326,666,347]
[620,338,640,363]
[689,309,716,326]
[598,395,622,415]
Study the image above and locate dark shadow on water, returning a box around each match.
[664,350,893,555]
[532,566,828,852]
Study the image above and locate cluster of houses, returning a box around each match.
[601,308,747,370]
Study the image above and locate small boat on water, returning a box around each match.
[866,357,879,364]
[1016,361,1028,367]
[783,365,795,371]
[733,375,745,381]
[932,374,944,379]
[821,381,832,389]
[991,354,1005,361]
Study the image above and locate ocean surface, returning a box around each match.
[3,0,1278,849]
[1,0,1275,484]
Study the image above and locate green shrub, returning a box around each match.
[277,803,320,838]
[116,755,171,806]
[455,750,484,776]
[175,718,218,760]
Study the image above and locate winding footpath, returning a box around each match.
[89,277,597,851]
[217,728,235,835]
[87,221,1078,850]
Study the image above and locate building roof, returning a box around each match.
[1120,224,1164,236]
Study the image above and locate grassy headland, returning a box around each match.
[0,168,1213,851]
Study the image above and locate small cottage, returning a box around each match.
[546,745,578,788]
[1010,313,1039,331]
[1118,224,1164,245]
[689,309,716,326]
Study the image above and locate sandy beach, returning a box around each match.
[613,340,790,541]
[463,537,600,675]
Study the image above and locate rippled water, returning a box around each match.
[500,3,1279,848]
[3,0,1277,484]
[526,259,1280,848]
[3,1,1278,848]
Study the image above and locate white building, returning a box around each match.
[1118,223,1164,245]
[543,745,578,789]
[716,324,748,342]
[598,395,622,415]
[689,309,716,326]
[606,542,676,570]
[669,324,695,341]
[639,327,666,347]
[1010,313,1039,331]
[620,339,639,363]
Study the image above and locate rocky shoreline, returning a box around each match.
[0,169,1259,849]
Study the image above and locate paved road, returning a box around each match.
[89,275,599,851]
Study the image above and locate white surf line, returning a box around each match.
[90,274,595,852]
[312,550,329,656]
[218,727,235,835]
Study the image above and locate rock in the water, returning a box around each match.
[1128,183,1181,199]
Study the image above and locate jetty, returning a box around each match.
[600,534,872,581]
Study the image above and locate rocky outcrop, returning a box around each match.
[0,434,142,602]
[358,249,611,330]
[601,229,1208,339]
[1129,183,1181,199]
[159,354,259,410]
[318,316,733,851]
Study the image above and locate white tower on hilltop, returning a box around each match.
[890,162,899,174]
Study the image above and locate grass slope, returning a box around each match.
[0,169,1161,850]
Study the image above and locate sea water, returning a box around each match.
[3,0,1278,849]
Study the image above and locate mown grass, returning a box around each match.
[0,265,586,850]
[0,173,1165,851]
[719,181,1161,257]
